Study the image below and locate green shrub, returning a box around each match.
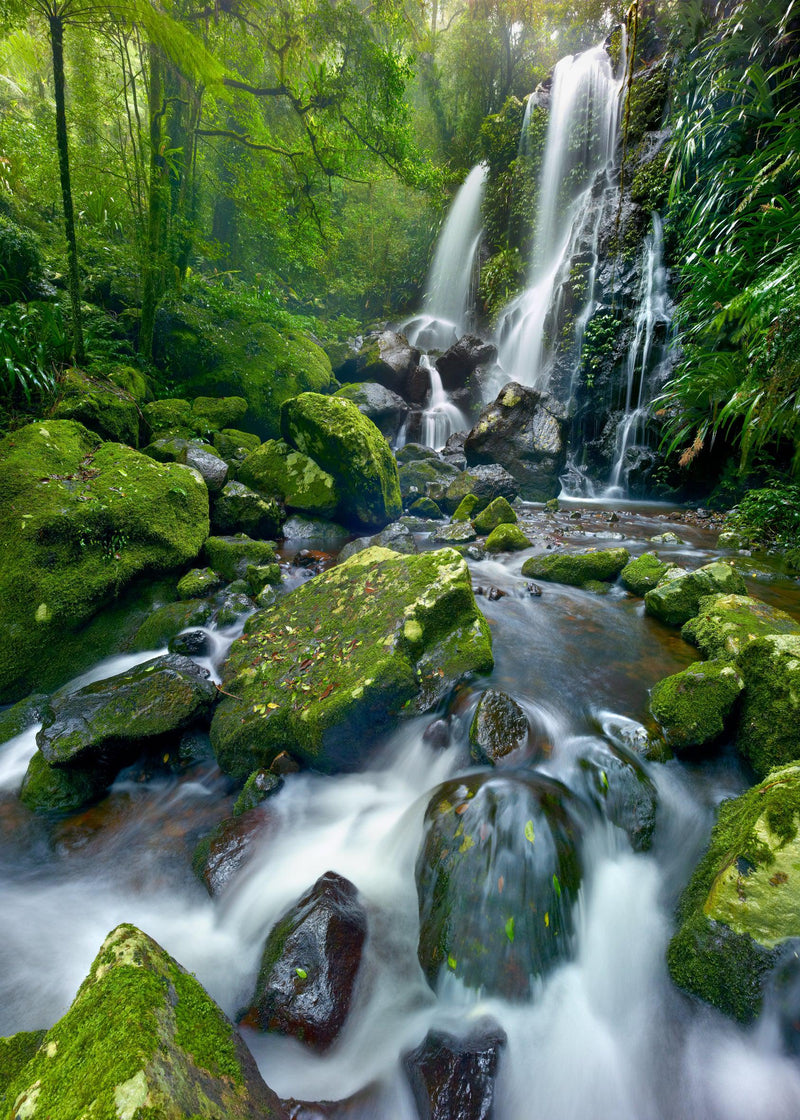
[0,215,42,302]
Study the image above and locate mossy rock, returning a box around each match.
[485,523,530,552]
[281,394,402,532]
[620,552,672,596]
[202,534,277,581]
[143,436,200,464]
[3,923,287,1118]
[644,561,747,628]
[131,599,213,651]
[52,368,140,447]
[211,481,284,540]
[213,429,262,465]
[396,443,442,466]
[104,363,150,403]
[682,594,800,661]
[176,567,224,600]
[0,693,48,747]
[210,547,493,777]
[0,1030,46,1106]
[472,496,517,536]
[0,421,209,703]
[408,497,443,520]
[142,398,193,438]
[452,494,480,522]
[246,563,282,595]
[431,522,477,545]
[469,689,529,764]
[521,547,630,587]
[736,635,800,778]
[20,749,106,815]
[191,395,248,430]
[650,660,744,752]
[233,769,284,817]
[667,763,800,1022]
[237,439,338,519]
[398,459,460,508]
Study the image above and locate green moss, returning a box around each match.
[521,547,630,587]
[631,151,670,212]
[142,398,193,437]
[246,563,282,595]
[176,568,224,600]
[20,749,105,814]
[52,368,140,447]
[233,769,283,816]
[0,693,48,747]
[191,396,248,431]
[131,599,213,651]
[237,439,338,519]
[644,561,747,627]
[169,964,242,1085]
[736,635,800,777]
[682,594,800,660]
[213,429,261,464]
[624,64,670,145]
[210,546,493,777]
[452,494,480,522]
[485,523,530,552]
[472,497,517,536]
[0,422,209,702]
[398,459,458,509]
[202,534,277,581]
[408,497,443,520]
[0,1030,45,1105]
[620,552,671,596]
[211,482,284,539]
[281,394,402,532]
[650,660,744,751]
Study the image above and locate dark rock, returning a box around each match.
[203,534,277,580]
[469,689,530,765]
[396,443,441,466]
[271,751,301,776]
[399,458,460,508]
[403,1019,506,1120]
[281,516,350,549]
[422,718,452,750]
[409,497,444,520]
[178,729,214,765]
[464,382,568,501]
[168,628,212,657]
[566,740,658,851]
[211,481,284,539]
[441,464,519,515]
[406,364,432,405]
[335,330,420,399]
[436,335,498,392]
[334,382,409,443]
[193,806,272,896]
[371,522,418,554]
[0,693,48,747]
[131,599,213,651]
[249,871,368,1051]
[233,768,284,816]
[440,431,468,470]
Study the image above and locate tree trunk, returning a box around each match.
[49,13,85,365]
[139,43,167,362]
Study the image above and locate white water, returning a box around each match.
[496,46,624,390]
[605,214,672,497]
[420,355,470,450]
[404,163,488,352]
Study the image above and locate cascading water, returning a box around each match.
[604,214,673,496]
[420,355,469,450]
[404,164,488,353]
[496,45,624,390]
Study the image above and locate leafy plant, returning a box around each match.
[727,482,800,546]
[0,300,66,404]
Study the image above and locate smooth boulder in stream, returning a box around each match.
[211,546,492,777]
[403,1017,507,1120]
[1,923,287,1119]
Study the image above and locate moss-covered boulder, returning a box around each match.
[131,599,213,651]
[650,660,744,752]
[142,436,199,464]
[0,421,209,702]
[233,768,283,817]
[281,394,402,532]
[0,694,48,747]
[682,594,800,661]
[202,534,277,581]
[210,547,493,777]
[211,481,284,539]
[334,381,409,443]
[472,496,517,536]
[667,764,800,1022]
[177,567,224,600]
[441,464,518,515]
[736,635,800,777]
[408,496,443,519]
[237,439,338,518]
[620,552,672,596]
[142,398,194,439]
[20,749,107,815]
[52,368,140,446]
[191,395,248,431]
[521,547,630,587]
[213,428,261,465]
[485,523,531,552]
[644,561,746,627]
[398,458,460,509]
[0,1030,46,1107]
[2,923,287,1118]
[452,494,480,522]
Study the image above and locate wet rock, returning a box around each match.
[0,693,48,747]
[184,445,229,493]
[371,522,418,554]
[682,594,800,661]
[214,590,255,627]
[1,923,287,1118]
[271,751,301,776]
[464,382,568,501]
[650,660,744,753]
[644,561,747,628]
[485,524,531,552]
[436,334,498,392]
[337,536,372,563]
[246,563,282,595]
[249,872,367,1052]
[233,768,284,816]
[409,497,444,520]
[521,547,630,587]
[406,364,432,406]
[431,522,477,545]
[620,552,672,596]
[423,719,452,750]
[416,772,583,999]
[649,531,681,545]
[211,481,284,539]
[281,516,350,549]
[399,458,461,508]
[168,629,212,657]
[441,431,468,470]
[469,689,529,764]
[403,1018,507,1120]
[203,534,278,581]
[20,749,106,815]
[396,443,441,466]
[282,394,402,532]
[210,547,492,777]
[566,741,658,851]
[131,598,214,650]
[335,330,420,399]
[177,566,224,599]
[442,464,519,515]
[736,635,800,778]
[472,496,517,536]
[193,807,270,896]
[178,729,214,766]
[667,763,800,1022]
[237,439,339,519]
[333,382,409,443]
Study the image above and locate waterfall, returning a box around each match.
[604,214,673,497]
[420,356,469,451]
[496,46,624,390]
[404,164,488,352]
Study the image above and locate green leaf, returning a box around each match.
[295,967,308,980]
[447,954,457,971]
[524,819,535,844]
[504,916,515,943]
[552,874,561,898]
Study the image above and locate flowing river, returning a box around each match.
[2,501,800,1119]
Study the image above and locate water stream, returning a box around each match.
[3,510,800,1117]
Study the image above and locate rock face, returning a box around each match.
[682,594,800,660]
[435,335,498,391]
[0,421,209,702]
[282,394,402,532]
[52,368,140,446]
[668,764,800,1022]
[2,923,287,1118]
[250,872,367,1052]
[464,382,568,501]
[403,1019,507,1120]
[736,635,800,777]
[416,772,583,999]
[469,689,529,764]
[644,561,747,627]
[237,439,339,518]
[521,547,630,587]
[210,547,493,778]
[334,382,409,443]
[650,660,744,752]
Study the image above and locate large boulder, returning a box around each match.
[281,394,402,532]
[682,594,800,661]
[736,635,800,777]
[202,534,277,581]
[521,547,630,587]
[0,421,209,702]
[416,772,583,999]
[435,334,498,392]
[464,382,568,501]
[469,689,530,765]
[440,464,519,515]
[334,382,409,443]
[210,547,493,777]
[620,552,673,596]
[644,561,746,628]
[249,872,367,1052]
[650,660,744,753]
[52,368,140,446]
[237,439,338,519]
[667,764,800,1022]
[334,330,420,399]
[403,1019,506,1120]
[2,923,287,1118]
